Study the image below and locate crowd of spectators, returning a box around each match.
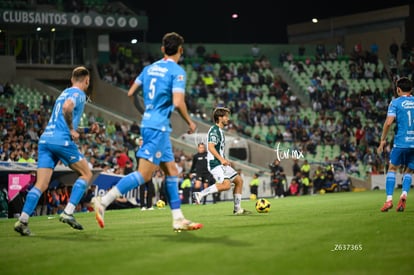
[276,40,413,177]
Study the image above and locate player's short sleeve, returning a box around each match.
[68,91,85,107]
[208,128,220,145]
[172,66,186,94]
[387,100,397,117]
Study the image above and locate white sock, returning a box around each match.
[101,187,122,207]
[201,184,218,197]
[172,209,184,220]
[402,191,408,197]
[234,193,242,211]
[386,195,393,202]
[64,203,76,215]
[20,212,30,223]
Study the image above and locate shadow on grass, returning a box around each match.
[156,233,251,247]
[35,231,111,242]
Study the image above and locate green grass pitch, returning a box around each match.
[1,190,413,274]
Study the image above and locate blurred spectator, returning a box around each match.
[180,173,192,204]
[185,43,196,59]
[196,43,206,59]
[130,121,140,135]
[114,148,131,175]
[249,173,260,197]
[370,42,379,56]
[208,50,221,63]
[269,159,285,197]
[17,150,35,163]
[298,45,305,56]
[251,43,260,58]
[389,39,399,59]
[336,41,344,57]
[139,176,155,210]
[300,173,311,195]
[46,188,60,215]
[292,158,301,176]
[152,169,165,203]
[288,178,300,196]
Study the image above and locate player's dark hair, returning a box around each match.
[213,107,230,123]
[162,32,184,56]
[396,77,413,93]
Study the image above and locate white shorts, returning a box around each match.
[209,165,238,183]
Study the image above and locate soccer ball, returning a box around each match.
[156,200,166,209]
[255,198,271,213]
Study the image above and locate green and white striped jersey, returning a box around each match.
[207,124,225,170]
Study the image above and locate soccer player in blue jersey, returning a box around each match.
[93,32,203,232]
[377,77,414,212]
[14,66,99,236]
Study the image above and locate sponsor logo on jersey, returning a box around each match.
[402,100,414,108]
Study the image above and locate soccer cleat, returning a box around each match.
[173,218,203,232]
[233,208,253,215]
[192,192,202,205]
[59,212,84,230]
[396,195,407,212]
[381,200,393,212]
[92,196,105,228]
[14,220,31,236]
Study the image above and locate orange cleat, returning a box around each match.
[396,195,407,212]
[381,200,393,212]
[173,218,203,232]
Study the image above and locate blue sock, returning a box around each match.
[116,171,144,195]
[69,178,88,206]
[22,187,42,216]
[402,173,412,194]
[165,176,181,210]
[385,171,396,196]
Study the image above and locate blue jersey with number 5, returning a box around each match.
[134,58,186,132]
[388,95,414,148]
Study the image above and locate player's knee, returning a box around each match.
[83,170,93,182]
[221,179,231,190]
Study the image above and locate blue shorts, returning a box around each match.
[136,128,174,166]
[37,142,85,168]
[389,147,414,170]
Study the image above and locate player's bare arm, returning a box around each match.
[377,116,395,154]
[208,142,229,166]
[127,82,140,97]
[62,98,79,140]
